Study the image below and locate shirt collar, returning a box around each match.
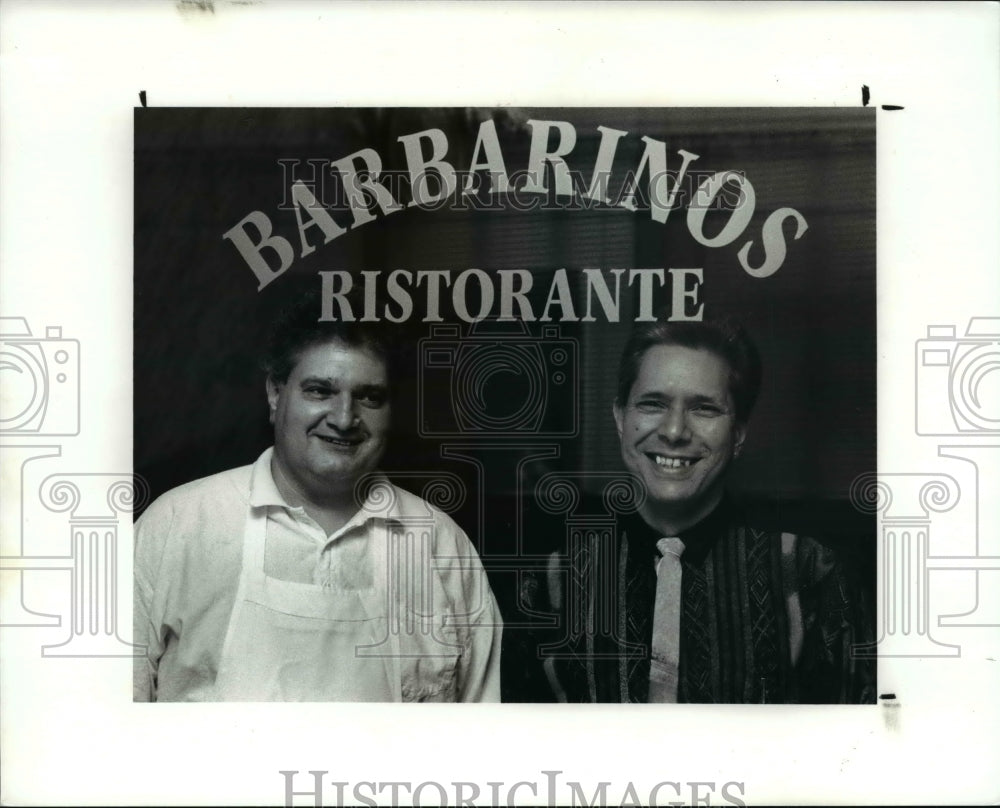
[248,447,287,508]
[248,447,405,527]
[622,495,734,566]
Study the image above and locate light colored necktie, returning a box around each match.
[648,536,686,703]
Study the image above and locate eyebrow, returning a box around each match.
[298,377,388,394]
[298,376,334,388]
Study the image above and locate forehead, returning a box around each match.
[289,338,388,382]
[631,344,732,398]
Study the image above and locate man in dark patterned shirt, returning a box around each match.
[528,318,876,704]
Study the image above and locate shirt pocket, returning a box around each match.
[398,611,463,702]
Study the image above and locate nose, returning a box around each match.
[657,405,690,443]
[326,394,358,431]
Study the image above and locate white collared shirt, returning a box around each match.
[133,448,502,702]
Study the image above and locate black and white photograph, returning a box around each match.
[133,106,877,706]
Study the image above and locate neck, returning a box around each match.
[639,490,723,537]
[269,455,359,535]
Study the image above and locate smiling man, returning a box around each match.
[614,341,746,534]
[534,317,875,704]
[134,293,501,702]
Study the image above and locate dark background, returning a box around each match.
[134,108,876,677]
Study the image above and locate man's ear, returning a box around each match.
[612,401,625,440]
[265,376,280,424]
[734,423,747,458]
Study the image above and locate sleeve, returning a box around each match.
[132,500,172,703]
[452,529,503,703]
[794,535,878,704]
[499,552,564,703]
[541,550,569,702]
[426,508,504,703]
[501,559,558,703]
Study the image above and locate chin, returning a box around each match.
[646,481,717,509]
[648,490,699,508]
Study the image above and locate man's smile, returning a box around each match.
[311,431,364,448]
[646,452,700,471]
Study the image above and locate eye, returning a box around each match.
[633,398,667,413]
[356,389,388,408]
[303,385,333,399]
[691,403,725,417]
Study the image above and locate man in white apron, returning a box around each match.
[134,295,502,702]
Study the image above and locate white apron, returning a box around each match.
[213,503,403,702]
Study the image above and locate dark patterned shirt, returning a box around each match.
[520,500,876,704]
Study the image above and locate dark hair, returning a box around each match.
[615,316,763,424]
[261,288,397,385]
